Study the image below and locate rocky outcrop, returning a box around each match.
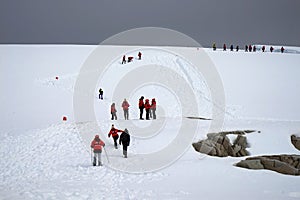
[192,130,254,157]
[236,155,300,176]
[291,135,300,151]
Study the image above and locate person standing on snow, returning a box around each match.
[90,135,105,166]
[249,45,252,52]
[230,45,234,51]
[281,46,285,53]
[212,42,216,51]
[236,45,239,52]
[108,124,122,149]
[245,45,248,52]
[139,96,145,120]
[122,98,130,120]
[270,46,274,53]
[223,44,226,51]
[151,98,157,120]
[138,52,142,60]
[99,88,104,100]
[119,128,130,158]
[111,103,117,120]
[262,46,266,52]
[145,99,151,120]
[122,55,126,64]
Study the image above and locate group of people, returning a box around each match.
[90,124,131,166]
[110,97,157,120]
[139,96,156,120]
[213,42,285,53]
[122,52,142,64]
[110,98,130,120]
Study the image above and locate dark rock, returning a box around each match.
[291,135,300,151]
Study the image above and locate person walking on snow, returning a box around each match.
[262,46,265,52]
[99,88,103,100]
[223,44,226,51]
[90,135,105,166]
[138,52,142,60]
[111,103,117,120]
[281,46,285,53]
[122,98,130,120]
[119,128,130,158]
[122,55,126,64]
[151,98,157,120]
[108,124,122,149]
[139,96,145,120]
[145,99,151,120]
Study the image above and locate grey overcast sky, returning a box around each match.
[0,0,299,47]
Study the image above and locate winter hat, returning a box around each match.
[141,96,144,99]
[124,128,129,134]
[95,135,99,138]
[145,99,149,102]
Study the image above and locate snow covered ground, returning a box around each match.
[0,45,300,199]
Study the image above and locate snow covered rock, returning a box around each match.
[291,135,300,151]
[236,155,300,176]
[192,130,252,157]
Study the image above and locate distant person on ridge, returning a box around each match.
[212,42,216,51]
[253,45,256,52]
[230,45,234,51]
[90,135,105,166]
[281,46,285,53]
[122,98,130,120]
[139,96,145,120]
[108,124,122,149]
[262,46,266,52]
[270,46,274,53]
[249,45,252,52]
[122,55,126,64]
[245,45,248,52]
[119,128,130,158]
[236,45,239,52]
[223,44,227,51]
[111,103,117,120]
[138,52,142,60]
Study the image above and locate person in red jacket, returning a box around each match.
[111,103,117,120]
[139,96,145,120]
[122,98,130,120]
[145,99,151,120]
[151,98,157,120]
[90,135,105,166]
[108,124,123,149]
[281,46,285,53]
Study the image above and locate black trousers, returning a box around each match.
[139,108,144,119]
[146,109,150,120]
[123,109,129,120]
[113,135,119,148]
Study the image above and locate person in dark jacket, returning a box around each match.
[236,45,239,52]
[138,52,142,60]
[245,45,248,52]
[122,55,126,64]
[262,46,266,52]
[119,128,130,158]
[270,46,274,53]
[144,99,151,120]
[281,46,285,53]
[230,45,234,51]
[249,45,252,52]
[253,45,256,52]
[212,42,216,51]
[90,135,105,166]
[108,124,122,149]
[99,88,103,100]
[139,96,145,120]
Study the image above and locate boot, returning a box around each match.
[93,157,96,166]
[98,161,103,166]
[124,150,127,158]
